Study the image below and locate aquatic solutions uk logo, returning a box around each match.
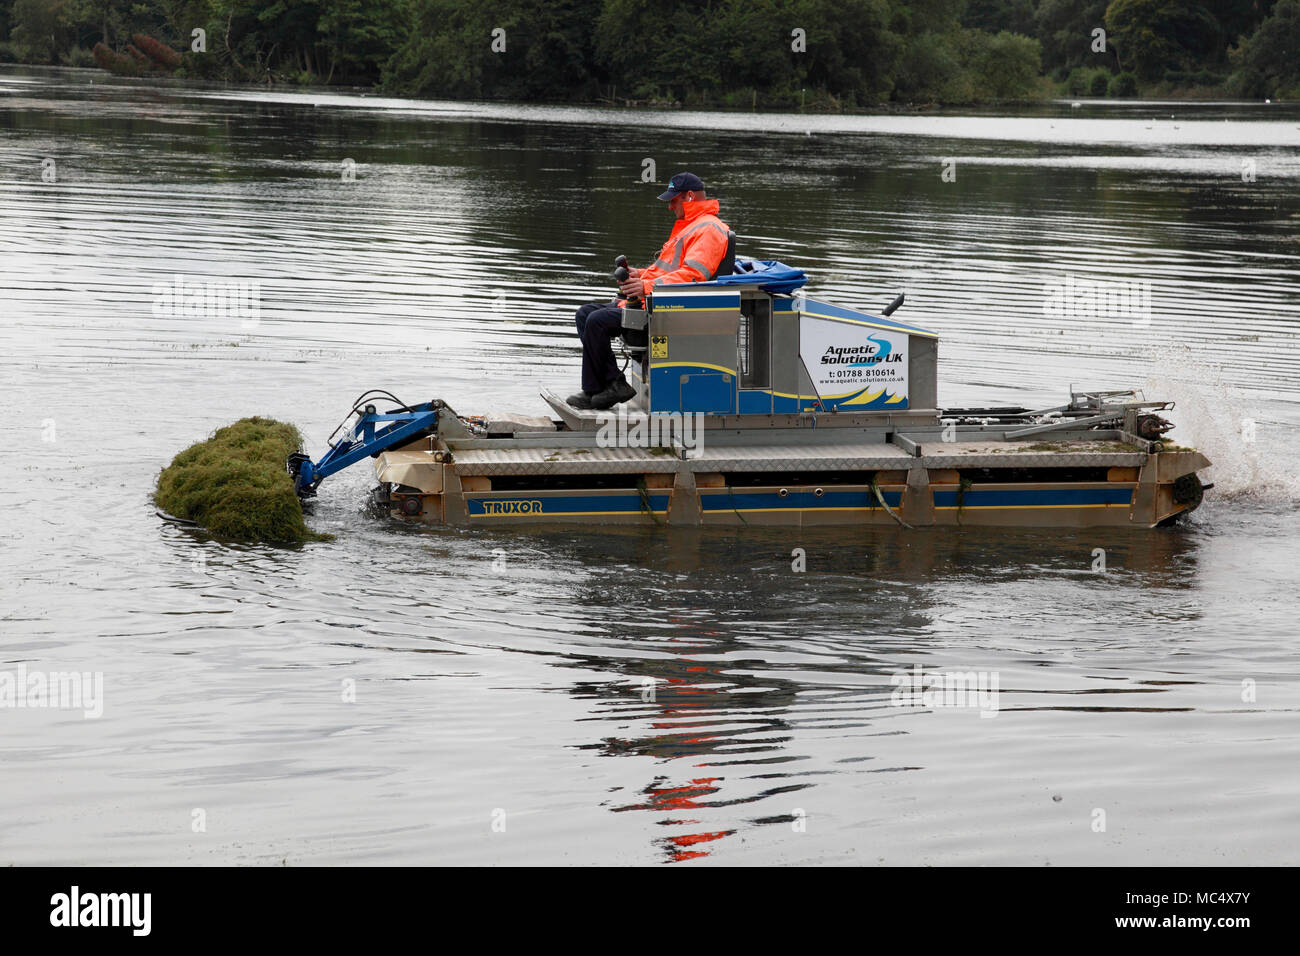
[818,334,902,368]
[0,665,103,719]
[799,319,909,402]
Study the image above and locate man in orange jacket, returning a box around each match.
[569,172,731,410]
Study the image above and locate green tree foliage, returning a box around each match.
[892,30,962,101]
[10,0,70,63]
[383,0,899,106]
[384,0,602,100]
[793,0,900,105]
[207,0,406,82]
[1035,0,1114,75]
[1227,0,1300,97]
[1216,0,1276,44]
[963,0,1035,33]
[9,0,407,84]
[62,0,172,50]
[591,0,692,100]
[594,0,900,106]
[889,0,966,35]
[6,0,1290,104]
[1108,70,1138,94]
[893,27,1041,102]
[963,28,1042,98]
[1064,65,1110,95]
[1104,0,1219,81]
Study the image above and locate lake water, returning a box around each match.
[2,66,1298,865]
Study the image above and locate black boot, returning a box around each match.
[590,376,636,410]
[567,391,594,410]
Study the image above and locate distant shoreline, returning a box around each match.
[4,63,1285,117]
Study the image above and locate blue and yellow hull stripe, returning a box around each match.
[932,488,1134,509]
[467,493,670,518]
[701,489,903,513]
[464,488,1134,520]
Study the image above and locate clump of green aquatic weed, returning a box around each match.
[154,417,331,544]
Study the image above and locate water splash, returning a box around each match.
[1143,346,1300,502]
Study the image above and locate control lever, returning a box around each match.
[614,254,642,308]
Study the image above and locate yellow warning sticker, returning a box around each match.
[651,335,668,359]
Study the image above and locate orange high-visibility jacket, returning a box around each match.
[638,199,730,296]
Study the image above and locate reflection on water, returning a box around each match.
[537,525,1217,861]
[2,66,1299,865]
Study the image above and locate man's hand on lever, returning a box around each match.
[617,269,643,299]
[614,254,644,301]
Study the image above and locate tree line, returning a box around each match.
[2,0,1297,105]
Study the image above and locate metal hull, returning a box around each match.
[378,484,1202,529]
[373,399,1210,530]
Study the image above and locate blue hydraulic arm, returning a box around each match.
[287,391,445,497]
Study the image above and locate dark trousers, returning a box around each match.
[575,301,624,395]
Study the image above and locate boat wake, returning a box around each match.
[1144,347,1300,504]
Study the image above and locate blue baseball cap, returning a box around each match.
[657,171,705,201]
